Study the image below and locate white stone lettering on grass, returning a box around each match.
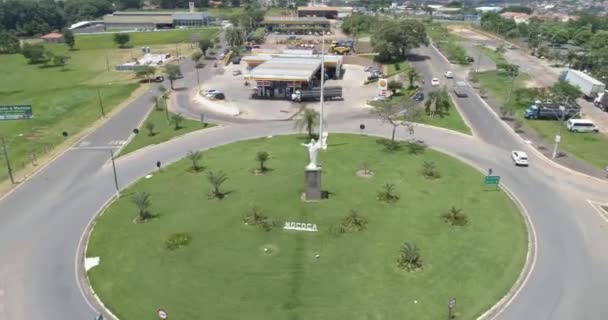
[284,221,318,232]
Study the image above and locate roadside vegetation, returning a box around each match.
[88,134,525,320]
[0,28,218,183]
[119,105,213,157]
[480,11,608,81]
[477,71,608,168]
[477,45,508,65]
[426,22,470,65]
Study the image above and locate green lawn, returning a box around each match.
[477,71,608,168]
[384,61,409,77]
[477,46,507,65]
[0,28,219,183]
[75,28,220,50]
[371,94,472,135]
[119,109,213,156]
[426,23,470,65]
[87,134,526,320]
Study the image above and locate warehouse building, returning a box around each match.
[243,50,343,99]
[261,16,330,34]
[297,6,352,19]
[103,11,211,30]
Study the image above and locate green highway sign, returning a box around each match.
[484,175,500,185]
[0,105,33,120]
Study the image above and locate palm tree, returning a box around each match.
[207,170,228,199]
[169,113,184,130]
[294,108,319,139]
[398,241,422,271]
[442,206,468,226]
[425,87,451,117]
[407,68,419,89]
[378,182,399,202]
[145,122,155,136]
[187,150,202,172]
[342,209,368,231]
[255,151,269,172]
[132,192,152,221]
[421,161,440,179]
[495,44,506,55]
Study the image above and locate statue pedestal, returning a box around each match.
[304,168,322,200]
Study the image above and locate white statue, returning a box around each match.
[301,138,322,170]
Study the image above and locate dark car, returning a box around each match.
[367,73,379,81]
[153,76,164,82]
[413,92,424,102]
[232,56,241,64]
[466,56,474,63]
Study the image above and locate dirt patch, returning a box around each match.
[356,169,374,178]
[523,79,542,88]
[448,26,492,42]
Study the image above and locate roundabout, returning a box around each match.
[86,134,526,319]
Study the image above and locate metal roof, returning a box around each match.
[248,57,321,81]
[104,14,173,24]
[172,12,211,20]
[262,16,330,24]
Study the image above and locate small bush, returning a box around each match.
[378,183,399,203]
[341,209,368,232]
[397,241,422,271]
[376,138,402,151]
[243,207,275,232]
[442,206,468,226]
[405,140,427,154]
[421,161,441,179]
[360,162,372,175]
[165,233,191,250]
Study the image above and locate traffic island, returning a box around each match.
[86,134,526,320]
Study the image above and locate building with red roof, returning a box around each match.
[40,32,64,43]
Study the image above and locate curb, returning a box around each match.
[466,78,608,184]
[76,194,121,320]
[0,84,151,202]
[77,129,536,320]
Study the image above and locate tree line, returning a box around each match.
[481,12,608,80]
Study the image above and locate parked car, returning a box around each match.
[372,95,388,101]
[232,56,241,64]
[232,70,242,76]
[566,119,599,133]
[413,92,424,102]
[208,92,225,100]
[444,71,454,79]
[153,76,164,82]
[466,56,474,63]
[511,151,529,166]
[431,78,440,86]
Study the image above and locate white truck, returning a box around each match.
[594,91,608,111]
[563,69,606,100]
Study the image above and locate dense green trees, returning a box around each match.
[0,31,20,54]
[0,0,114,36]
[113,33,131,48]
[371,19,428,63]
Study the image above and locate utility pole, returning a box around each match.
[319,31,326,148]
[552,104,568,159]
[1,137,15,184]
[196,67,200,87]
[110,150,120,198]
[97,88,106,117]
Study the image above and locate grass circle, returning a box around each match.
[87,134,527,319]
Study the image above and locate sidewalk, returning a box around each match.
[473,87,607,179]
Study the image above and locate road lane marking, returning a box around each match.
[587,200,608,224]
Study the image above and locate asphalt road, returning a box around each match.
[1,42,608,320]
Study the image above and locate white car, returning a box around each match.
[511,151,529,166]
[431,78,440,86]
[201,89,219,97]
[444,71,454,79]
[372,95,388,101]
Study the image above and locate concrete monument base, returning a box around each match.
[304,168,322,200]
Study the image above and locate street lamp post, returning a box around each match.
[552,105,567,159]
[319,31,326,148]
[109,150,120,198]
[97,88,106,117]
[1,137,15,184]
[447,298,456,320]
